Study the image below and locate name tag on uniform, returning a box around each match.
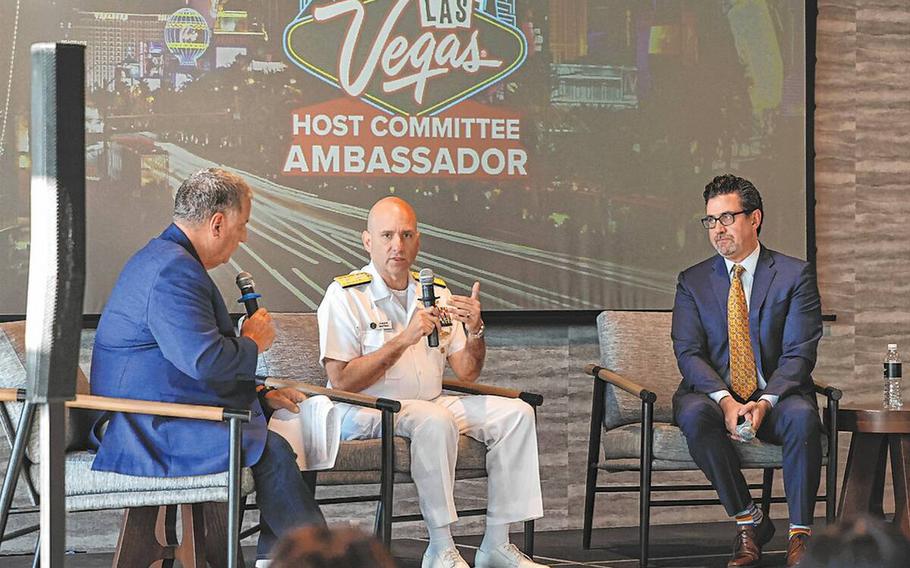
[370,320,393,331]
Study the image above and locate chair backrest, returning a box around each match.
[0,321,94,464]
[257,313,327,386]
[596,311,680,428]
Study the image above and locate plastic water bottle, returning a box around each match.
[884,344,903,410]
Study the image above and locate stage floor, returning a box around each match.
[0,519,798,567]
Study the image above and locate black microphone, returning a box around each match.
[419,268,439,348]
[236,271,262,317]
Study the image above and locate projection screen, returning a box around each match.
[0,0,811,314]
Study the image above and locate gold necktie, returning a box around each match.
[728,264,757,400]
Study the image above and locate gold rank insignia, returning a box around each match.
[410,271,447,288]
[334,272,372,288]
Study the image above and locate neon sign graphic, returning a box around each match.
[164,8,211,67]
[284,0,527,116]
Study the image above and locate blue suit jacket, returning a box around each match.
[671,246,822,401]
[90,224,266,477]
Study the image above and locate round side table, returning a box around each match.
[837,406,910,538]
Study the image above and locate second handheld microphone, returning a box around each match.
[236,271,262,317]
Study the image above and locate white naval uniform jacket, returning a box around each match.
[317,262,467,400]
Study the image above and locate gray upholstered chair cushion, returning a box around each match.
[601,422,830,468]
[597,311,679,428]
[258,313,325,385]
[52,451,254,512]
[0,322,95,461]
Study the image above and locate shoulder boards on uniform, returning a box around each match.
[334,272,372,288]
[410,271,447,288]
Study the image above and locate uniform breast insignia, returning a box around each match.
[438,306,453,327]
[334,272,372,288]
[410,271,447,288]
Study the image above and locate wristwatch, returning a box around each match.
[469,320,485,339]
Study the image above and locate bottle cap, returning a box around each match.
[889,343,898,350]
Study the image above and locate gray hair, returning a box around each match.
[173,168,250,225]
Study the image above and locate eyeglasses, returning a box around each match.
[700,209,752,229]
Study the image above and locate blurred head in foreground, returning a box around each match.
[270,526,397,568]
[800,516,910,568]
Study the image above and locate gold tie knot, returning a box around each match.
[733,264,745,280]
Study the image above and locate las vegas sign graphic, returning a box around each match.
[284,0,527,116]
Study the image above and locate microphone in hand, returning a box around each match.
[236,271,262,317]
[419,268,439,348]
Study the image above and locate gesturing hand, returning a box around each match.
[447,281,483,335]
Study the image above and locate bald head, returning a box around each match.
[363,197,420,289]
[367,196,417,232]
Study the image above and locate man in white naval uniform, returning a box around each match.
[317,197,546,568]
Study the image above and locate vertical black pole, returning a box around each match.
[583,375,606,549]
[761,468,774,516]
[380,408,394,545]
[827,397,839,523]
[228,417,241,568]
[639,400,653,568]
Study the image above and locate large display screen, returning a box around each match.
[0,0,809,313]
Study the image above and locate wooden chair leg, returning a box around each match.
[113,506,173,568]
[203,501,244,568]
[174,504,206,568]
[153,505,178,568]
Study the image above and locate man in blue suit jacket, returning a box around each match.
[90,168,324,564]
[672,174,822,568]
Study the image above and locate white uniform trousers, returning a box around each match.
[338,394,544,528]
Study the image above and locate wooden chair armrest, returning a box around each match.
[0,388,22,403]
[584,364,657,403]
[442,379,543,407]
[0,389,250,422]
[65,394,251,423]
[264,377,401,413]
[813,380,842,401]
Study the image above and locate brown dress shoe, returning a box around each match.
[727,516,776,568]
[786,533,810,567]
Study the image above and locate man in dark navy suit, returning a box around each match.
[90,168,324,565]
[671,174,822,568]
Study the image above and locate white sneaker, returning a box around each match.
[254,560,271,568]
[422,546,470,568]
[474,543,549,568]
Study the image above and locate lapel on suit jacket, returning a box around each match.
[710,254,730,321]
[748,245,777,378]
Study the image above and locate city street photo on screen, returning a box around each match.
[0,0,810,313]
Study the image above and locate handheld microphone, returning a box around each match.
[419,268,439,348]
[236,271,262,317]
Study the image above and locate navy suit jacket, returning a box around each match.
[671,246,822,402]
[90,224,266,477]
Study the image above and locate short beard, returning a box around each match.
[713,239,738,258]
